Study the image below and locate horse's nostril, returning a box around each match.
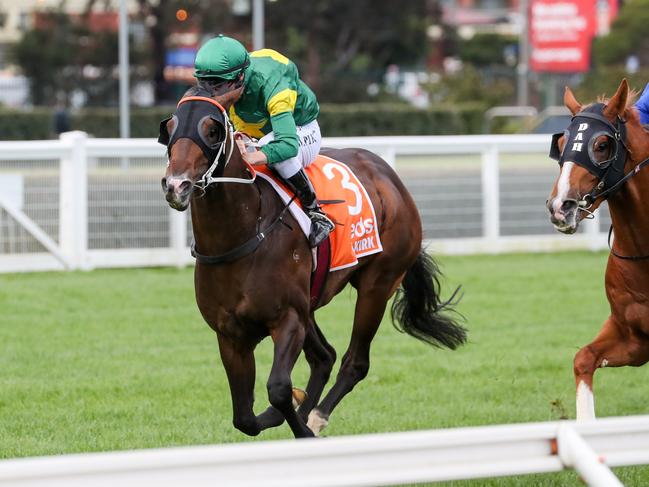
[561,199,578,213]
[179,180,192,193]
[161,178,168,191]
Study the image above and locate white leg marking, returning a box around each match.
[576,380,596,422]
[307,409,329,436]
[553,161,574,213]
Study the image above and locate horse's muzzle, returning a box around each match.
[162,176,193,211]
[547,197,579,234]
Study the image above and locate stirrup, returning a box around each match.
[306,208,334,247]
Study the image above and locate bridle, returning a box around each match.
[158,93,293,265]
[550,103,634,209]
[550,103,649,260]
[158,95,256,188]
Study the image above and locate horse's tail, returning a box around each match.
[390,249,466,350]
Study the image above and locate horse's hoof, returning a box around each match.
[292,387,307,410]
[307,409,329,437]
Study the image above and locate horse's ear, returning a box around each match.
[158,116,173,146]
[564,86,582,115]
[603,78,629,120]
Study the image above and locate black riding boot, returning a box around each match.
[285,169,335,247]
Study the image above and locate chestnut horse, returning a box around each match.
[547,79,649,420]
[160,87,466,438]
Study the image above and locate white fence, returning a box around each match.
[1,415,648,486]
[0,132,609,273]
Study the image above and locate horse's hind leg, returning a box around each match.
[309,274,398,435]
[216,334,284,435]
[574,317,649,421]
[297,317,337,422]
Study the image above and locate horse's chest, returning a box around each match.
[195,285,282,341]
[198,303,268,341]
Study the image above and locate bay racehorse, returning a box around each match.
[159,86,466,438]
[547,79,649,420]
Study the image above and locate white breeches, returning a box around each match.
[259,120,322,179]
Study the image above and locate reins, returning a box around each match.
[602,157,649,261]
[175,96,257,188]
[578,156,649,209]
[166,93,295,265]
[191,195,295,265]
[607,223,649,261]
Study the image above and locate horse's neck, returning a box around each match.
[607,153,649,257]
[190,153,260,254]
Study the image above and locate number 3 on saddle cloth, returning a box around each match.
[255,155,384,306]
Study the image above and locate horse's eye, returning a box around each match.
[597,141,609,152]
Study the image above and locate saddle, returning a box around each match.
[235,133,383,306]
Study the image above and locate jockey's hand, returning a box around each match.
[241,148,268,166]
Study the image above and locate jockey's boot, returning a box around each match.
[285,168,335,247]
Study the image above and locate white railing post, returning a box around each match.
[59,131,89,270]
[169,209,188,268]
[481,145,500,241]
[557,424,624,487]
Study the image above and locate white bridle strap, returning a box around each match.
[195,109,257,187]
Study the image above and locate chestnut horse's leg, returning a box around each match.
[216,335,285,436]
[574,317,649,421]
[266,308,315,438]
[297,317,337,422]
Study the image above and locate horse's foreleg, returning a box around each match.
[217,334,285,435]
[574,317,649,421]
[310,285,388,435]
[267,309,314,438]
[298,318,337,422]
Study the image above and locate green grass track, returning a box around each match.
[1,251,648,485]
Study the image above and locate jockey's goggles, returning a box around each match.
[199,76,243,91]
[194,57,250,81]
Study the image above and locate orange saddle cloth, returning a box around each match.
[255,155,383,271]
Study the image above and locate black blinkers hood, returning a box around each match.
[158,95,227,166]
[549,103,629,199]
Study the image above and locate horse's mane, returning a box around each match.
[182,85,213,99]
[581,89,645,130]
[594,88,640,107]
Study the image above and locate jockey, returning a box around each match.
[636,82,649,125]
[193,34,334,248]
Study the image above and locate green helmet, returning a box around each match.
[194,35,250,81]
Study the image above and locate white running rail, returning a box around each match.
[1,416,647,486]
[0,132,608,273]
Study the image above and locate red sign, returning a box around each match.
[529,0,597,73]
